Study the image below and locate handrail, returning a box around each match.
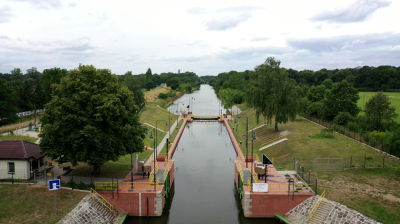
[149,172,154,185]
[163,160,171,182]
[261,135,287,147]
[309,190,326,221]
[90,188,114,212]
[95,182,118,192]
[155,161,159,174]
[255,154,260,163]
[250,162,258,183]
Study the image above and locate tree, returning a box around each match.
[17,80,34,111]
[146,80,154,90]
[364,92,397,131]
[10,68,25,86]
[321,79,333,89]
[122,75,145,107]
[0,78,19,123]
[307,85,327,102]
[167,77,180,90]
[323,80,360,120]
[42,68,68,103]
[39,65,145,174]
[247,57,299,132]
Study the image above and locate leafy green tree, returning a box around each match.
[10,68,25,86]
[333,112,354,126]
[0,78,19,123]
[39,65,145,174]
[321,79,333,89]
[167,77,180,90]
[146,80,154,90]
[307,85,327,102]
[41,68,68,103]
[384,126,400,156]
[247,57,299,132]
[323,81,360,120]
[364,92,397,131]
[17,80,34,111]
[307,101,324,118]
[122,74,145,106]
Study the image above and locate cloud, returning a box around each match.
[204,12,252,31]
[186,7,206,15]
[251,37,269,41]
[188,40,201,46]
[311,0,391,23]
[218,46,288,60]
[164,56,209,62]
[0,35,10,40]
[287,33,400,53]
[11,0,62,9]
[216,5,265,13]
[0,5,13,23]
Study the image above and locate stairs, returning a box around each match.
[57,194,124,224]
[309,201,333,224]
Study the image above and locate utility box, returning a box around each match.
[255,166,265,174]
[143,164,151,173]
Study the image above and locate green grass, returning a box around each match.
[159,120,184,156]
[358,92,400,122]
[0,134,38,143]
[231,104,400,170]
[0,185,86,224]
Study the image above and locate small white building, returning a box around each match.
[0,140,50,180]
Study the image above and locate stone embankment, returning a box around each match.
[284,195,381,224]
[57,194,124,224]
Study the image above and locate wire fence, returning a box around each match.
[294,159,318,194]
[300,113,400,160]
[0,169,51,184]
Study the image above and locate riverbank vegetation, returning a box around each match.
[0,184,87,224]
[206,58,400,158]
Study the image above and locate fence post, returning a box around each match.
[383,155,385,168]
[71,175,74,190]
[364,155,366,169]
[342,158,344,171]
[327,158,330,171]
[350,156,352,169]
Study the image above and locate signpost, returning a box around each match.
[262,154,273,165]
[49,179,60,216]
[252,183,269,192]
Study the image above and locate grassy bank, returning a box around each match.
[231,104,400,170]
[358,92,400,122]
[0,134,38,143]
[313,168,400,224]
[0,184,86,224]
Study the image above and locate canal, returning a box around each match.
[127,85,278,224]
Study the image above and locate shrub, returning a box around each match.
[346,121,361,133]
[366,155,373,159]
[333,112,354,126]
[158,93,168,99]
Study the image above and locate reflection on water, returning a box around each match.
[127,85,277,224]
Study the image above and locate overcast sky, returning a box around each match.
[0,0,399,76]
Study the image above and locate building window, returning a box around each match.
[8,162,15,173]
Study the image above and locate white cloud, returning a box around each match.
[204,12,252,31]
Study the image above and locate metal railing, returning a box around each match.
[261,135,287,147]
[95,182,118,192]
[192,114,219,118]
[118,182,153,192]
[309,190,326,221]
[250,162,258,184]
[255,154,260,163]
[90,188,114,212]
[163,160,171,183]
[237,157,245,184]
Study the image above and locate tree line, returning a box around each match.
[0,66,200,124]
[204,58,400,157]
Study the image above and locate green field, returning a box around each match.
[358,92,400,122]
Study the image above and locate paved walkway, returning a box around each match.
[145,119,180,164]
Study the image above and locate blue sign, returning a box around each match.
[49,179,60,191]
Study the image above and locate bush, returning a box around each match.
[333,112,354,126]
[346,121,361,133]
[366,155,373,159]
[158,93,168,99]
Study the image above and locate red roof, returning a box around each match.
[0,140,43,160]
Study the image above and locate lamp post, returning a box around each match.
[149,129,156,191]
[156,120,168,161]
[236,116,249,167]
[251,128,257,191]
[130,125,149,188]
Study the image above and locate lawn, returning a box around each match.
[0,184,87,224]
[313,168,400,224]
[0,134,38,143]
[231,104,400,170]
[358,92,400,122]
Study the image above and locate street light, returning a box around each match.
[130,125,148,188]
[149,129,156,190]
[251,129,257,191]
[156,120,168,163]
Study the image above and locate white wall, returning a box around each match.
[0,160,30,180]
